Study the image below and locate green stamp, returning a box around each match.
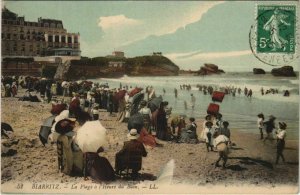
[257,5,296,53]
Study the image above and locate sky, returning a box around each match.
[3,1,299,72]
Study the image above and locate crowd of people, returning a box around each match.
[1,75,290,182]
[177,83,291,98]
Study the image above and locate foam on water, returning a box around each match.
[91,74,299,139]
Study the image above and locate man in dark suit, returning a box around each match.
[115,129,147,179]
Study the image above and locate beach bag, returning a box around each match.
[207,103,219,115]
[212,91,225,103]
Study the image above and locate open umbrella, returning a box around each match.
[127,113,144,133]
[114,90,127,101]
[39,115,56,146]
[148,96,163,112]
[130,93,144,116]
[132,92,144,105]
[76,121,107,153]
[129,87,143,97]
[61,81,69,88]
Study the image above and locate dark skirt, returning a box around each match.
[84,152,115,182]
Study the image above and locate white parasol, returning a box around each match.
[75,121,107,153]
[61,81,69,88]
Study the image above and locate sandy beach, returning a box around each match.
[1,88,299,193]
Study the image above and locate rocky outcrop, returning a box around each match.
[253,68,266,74]
[271,66,296,77]
[197,63,225,75]
[126,55,179,76]
[59,55,179,79]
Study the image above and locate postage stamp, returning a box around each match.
[249,4,299,66]
[256,5,296,53]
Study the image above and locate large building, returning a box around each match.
[1,7,81,58]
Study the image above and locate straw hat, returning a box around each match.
[127,129,139,140]
[205,121,213,127]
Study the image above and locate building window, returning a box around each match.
[55,35,59,42]
[1,33,4,40]
[48,35,53,42]
[29,45,33,52]
[74,36,78,43]
[7,33,11,39]
[61,36,65,43]
[50,23,55,28]
[68,36,72,43]
[44,23,49,27]
[13,43,17,51]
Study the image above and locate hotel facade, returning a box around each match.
[1,7,81,58]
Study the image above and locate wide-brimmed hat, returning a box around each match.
[55,119,75,135]
[223,121,229,127]
[205,121,213,127]
[127,129,139,140]
[279,122,287,130]
[216,113,222,118]
[269,115,276,120]
[205,114,212,120]
[257,113,264,118]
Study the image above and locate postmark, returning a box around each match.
[249,4,299,66]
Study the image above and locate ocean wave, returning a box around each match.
[289,80,299,85]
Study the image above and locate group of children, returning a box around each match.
[201,113,231,168]
[257,113,287,164]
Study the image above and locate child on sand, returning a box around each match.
[213,131,229,168]
[275,122,287,164]
[257,113,265,139]
[203,121,215,152]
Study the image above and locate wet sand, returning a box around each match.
[1,89,298,193]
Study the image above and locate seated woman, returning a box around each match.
[170,115,186,137]
[55,118,83,176]
[179,117,198,144]
[83,147,115,182]
[115,129,147,179]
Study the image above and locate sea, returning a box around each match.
[90,72,299,140]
